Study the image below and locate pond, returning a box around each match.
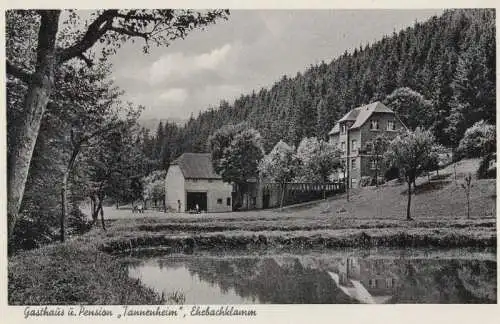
[127,249,496,304]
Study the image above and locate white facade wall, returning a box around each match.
[184,179,233,212]
[165,165,185,212]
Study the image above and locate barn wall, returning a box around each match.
[165,165,185,212]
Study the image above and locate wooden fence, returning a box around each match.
[261,180,345,208]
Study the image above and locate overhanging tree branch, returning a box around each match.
[77,53,93,67]
[6,60,32,83]
[109,26,150,40]
[58,10,118,63]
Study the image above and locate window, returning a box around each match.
[387,120,395,131]
[227,197,231,206]
[368,279,376,288]
[341,142,346,153]
[370,120,379,130]
[365,142,373,153]
[370,160,377,170]
[351,139,357,152]
[386,278,394,288]
[217,198,223,204]
[341,124,346,134]
[351,178,357,187]
[351,159,356,170]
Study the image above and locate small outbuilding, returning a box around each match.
[165,153,233,213]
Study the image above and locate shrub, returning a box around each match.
[9,216,56,255]
[371,176,385,186]
[67,207,93,236]
[457,120,496,158]
[384,166,399,181]
[360,176,371,187]
[360,176,385,187]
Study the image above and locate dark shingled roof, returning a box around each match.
[328,102,397,135]
[172,153,222,179]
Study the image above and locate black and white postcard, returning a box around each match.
[2,1,499,323]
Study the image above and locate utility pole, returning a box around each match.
[346,122,350,202]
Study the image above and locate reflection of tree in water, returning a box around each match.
[156,258,189,271]
[389,259,496,303]
[185,257,357,304]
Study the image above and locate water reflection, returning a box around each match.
[128,254,496,304]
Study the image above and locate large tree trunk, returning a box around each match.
[406,181,412,221]
[60,179,67,243]
[90,195,99,225]
[99,198,106,231]
[59,145,80,242]
[7,11,61,238]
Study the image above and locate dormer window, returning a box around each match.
[387,120,396,131]
[370,120,379,130]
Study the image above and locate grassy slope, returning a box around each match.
[8,159,496,304]
[314,159,496,220]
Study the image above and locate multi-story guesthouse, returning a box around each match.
[165,153,233,213]
[328,101,407,188]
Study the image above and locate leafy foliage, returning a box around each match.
[366,134,392,185]
[457,120,496,158]
[259,141,297,185]
[385,129,436,183]
[384,128,436,219]
[142,170,167,203]
[208,124,264,185]
[383,87,434,131]
[294,137,342,183]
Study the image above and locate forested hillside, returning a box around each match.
[144,9,495,170]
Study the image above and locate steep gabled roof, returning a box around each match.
[328,102,395,135]
[171,153,222,179]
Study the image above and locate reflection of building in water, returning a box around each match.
[332,258,397,304]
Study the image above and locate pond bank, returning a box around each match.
[100,227,496,255]
[8,241,166,305]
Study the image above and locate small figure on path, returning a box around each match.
[177,200,182,213]
[195,203,200,214]
[132,203,144,214]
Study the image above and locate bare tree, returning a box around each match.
[461,173,473,219]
